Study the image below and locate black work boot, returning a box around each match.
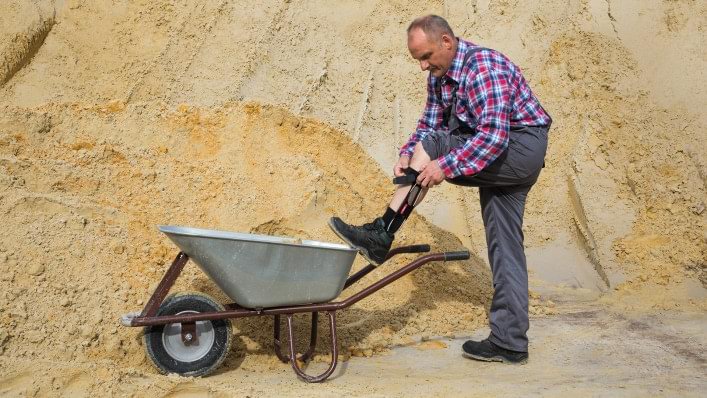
[462,339,528,364]
[328,217,393,265]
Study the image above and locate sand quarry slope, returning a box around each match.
[0,0,705,396]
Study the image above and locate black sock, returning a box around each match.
[387,213,405,234]
[381,207,396,226]
[381,207,406,234]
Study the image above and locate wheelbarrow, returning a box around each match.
[120,225,469,382]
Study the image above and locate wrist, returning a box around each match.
[437,158,454,178]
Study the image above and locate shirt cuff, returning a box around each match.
[437,157,459,179]
[399,146,414,158]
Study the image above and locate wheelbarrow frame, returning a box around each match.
[123,245,469,382]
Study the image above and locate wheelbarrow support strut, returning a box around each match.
[273,312,318,363]
[286,311,338,383]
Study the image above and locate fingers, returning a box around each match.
[422,174,437,188]
[393,161,402,176]
[394,156,411,177]
[416,164,443,188]
[420,176,437,188]
[416,161,431,186]
[417,168,430,187]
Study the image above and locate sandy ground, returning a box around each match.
[0,0,706,396]
[2,290,705,397]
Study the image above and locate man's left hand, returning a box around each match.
[417,160,446,188]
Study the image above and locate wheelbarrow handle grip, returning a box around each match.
[444,251,470,261]
[385,244,431,260]
[399,244,431,253]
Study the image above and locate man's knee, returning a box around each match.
[411,142,431,169]
[413,141,427,156]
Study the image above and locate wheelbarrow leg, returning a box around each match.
[286,311,338,383]
[273,314,288,363]
[274,312,318,363]
[141,252,189,317]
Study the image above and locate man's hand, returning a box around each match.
[417,160,446,187]
[394,155,411,177]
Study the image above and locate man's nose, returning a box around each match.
[419,60,429,71]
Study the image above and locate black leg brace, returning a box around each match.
[386,168,422,233]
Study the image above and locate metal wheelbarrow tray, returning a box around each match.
[121,225,470,382]
[158,225,359,308]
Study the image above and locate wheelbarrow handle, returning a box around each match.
[344,244,431,290]
[389,244,430,255]
[443,251,470,261]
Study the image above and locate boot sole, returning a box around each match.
[462,352,528,365]
[327,218,381,266]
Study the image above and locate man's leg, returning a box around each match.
[474,127,547,354]
[329,142,433,265]
[389,142,430,210]
[461,183,532,364]
[482,184,532,352]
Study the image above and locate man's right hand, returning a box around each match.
[394,155,411,177]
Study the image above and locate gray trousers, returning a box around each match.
[422,124,549,352]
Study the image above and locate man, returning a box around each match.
[329,15,551,364]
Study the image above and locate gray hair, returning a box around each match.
[407,15,455,42]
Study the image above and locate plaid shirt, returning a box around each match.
[400,39,551,178]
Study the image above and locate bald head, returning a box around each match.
[407,15,455,44]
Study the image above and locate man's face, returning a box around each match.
[407,28,455,78]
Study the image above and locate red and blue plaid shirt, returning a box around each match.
[400,39,551,178]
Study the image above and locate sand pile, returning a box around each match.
[0,0,54,85]
[538,30,706,295]
[0,0,705,395]
[0,101,495,368]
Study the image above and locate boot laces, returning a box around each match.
[362,218,385,232]
[362,221,378,231]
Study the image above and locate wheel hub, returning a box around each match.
[162,311,215,362]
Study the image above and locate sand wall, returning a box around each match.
[0,0,705,394]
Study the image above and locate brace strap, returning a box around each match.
[392,168,419,185]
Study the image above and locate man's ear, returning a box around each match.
[441,34,453,50]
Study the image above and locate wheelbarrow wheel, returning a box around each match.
[143,292,232,377]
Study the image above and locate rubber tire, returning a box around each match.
[143,292,232,377]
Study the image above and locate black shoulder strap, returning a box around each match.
[462,46,488,69]
[434,46,489,101]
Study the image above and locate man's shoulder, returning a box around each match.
[458,39,501,61]
[459,40,514,76]
[458,38,491,54]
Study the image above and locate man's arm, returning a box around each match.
[399,77,444,158]
[437,68,512,178]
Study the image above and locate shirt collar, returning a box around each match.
[443,38,471,84]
